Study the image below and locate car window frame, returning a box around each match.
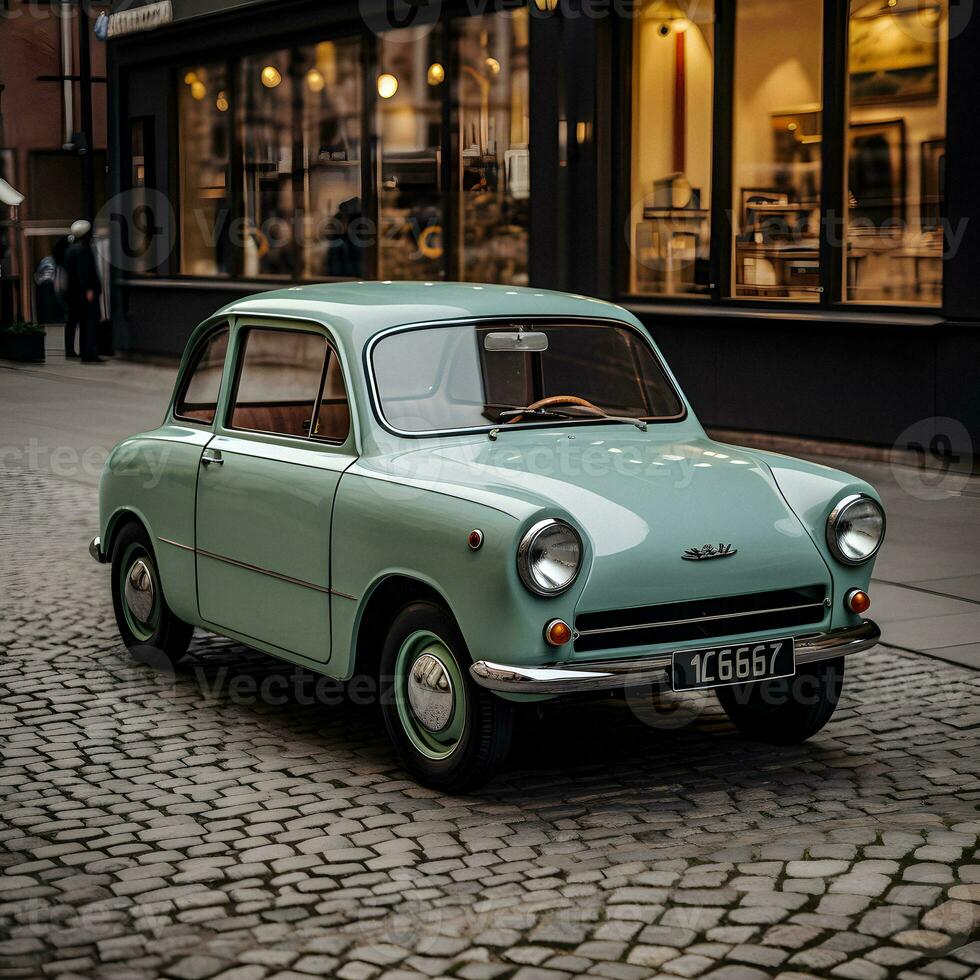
[172,321,231,428]
[365,315,689,439]
[222,320,353,448]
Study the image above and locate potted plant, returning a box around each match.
[0,320,46,362]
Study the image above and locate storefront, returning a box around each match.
[106,0,979,454]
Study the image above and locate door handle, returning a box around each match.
[201,450,224,467]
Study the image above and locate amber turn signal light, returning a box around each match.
[845,589,871,614]
[544,619,572,646]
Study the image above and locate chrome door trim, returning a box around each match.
[158,537,357,600]
[158,536,194,553]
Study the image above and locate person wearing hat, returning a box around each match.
[63,219,103,363]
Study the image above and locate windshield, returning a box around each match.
[371,321,685,434]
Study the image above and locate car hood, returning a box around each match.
[363,426,832,610]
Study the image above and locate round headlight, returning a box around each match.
[517,519,582,596]
[827,494,885,565]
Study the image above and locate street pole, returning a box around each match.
[77,0,96,221]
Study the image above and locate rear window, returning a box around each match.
[175,327,229,424]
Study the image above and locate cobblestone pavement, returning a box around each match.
[2,466,979,980]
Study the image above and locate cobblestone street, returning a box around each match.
[2,352,980,980]
[1,460,979,980]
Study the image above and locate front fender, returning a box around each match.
[331,472,589,680]
[746,449,883,629]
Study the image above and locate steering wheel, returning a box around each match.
[505,395,604,424]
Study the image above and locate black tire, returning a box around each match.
[110,522,194,666]
[716,657,845,745]
[379,601,513,792]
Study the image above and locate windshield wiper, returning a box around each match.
[489,406,648,439]
[497,407,577,421]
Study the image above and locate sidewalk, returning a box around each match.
[2,328,978,669]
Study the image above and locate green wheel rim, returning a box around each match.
[118,542,161,643]
[394,630,466,760]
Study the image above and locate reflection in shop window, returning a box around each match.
[629,0,713,297]
[377,26,445,280]
[179,63,232,276]
[240,41,362,280]
[732,0,822,301]
[845,0,946,305]
[456,8,530,285]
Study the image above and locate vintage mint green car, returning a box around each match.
[91,282,884,789]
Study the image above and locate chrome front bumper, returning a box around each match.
[89,536,106,563]
[470,620,880,695]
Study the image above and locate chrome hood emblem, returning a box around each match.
[682,543,737,561]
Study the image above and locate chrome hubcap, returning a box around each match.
[124,559,155,627]
[407,652,455,733]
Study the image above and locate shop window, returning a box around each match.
[240,52,297,278]
[732,0,823,301]
[844,0,946,305]
[377,25,446,280]
[629,0,714,297]
[179,63,232,276]
[303,40,363,279]
[455,8,530,285]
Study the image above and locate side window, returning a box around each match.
[229,328,328,438]
[311,349,351,443]
[175,327,229,424]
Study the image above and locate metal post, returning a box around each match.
[78,0,96,221]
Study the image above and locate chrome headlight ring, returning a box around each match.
[826,493,886,565]
[517,519,583,597]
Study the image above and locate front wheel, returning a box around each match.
[110,522,194,666]
[716,657,845,744]
[380,602,513,791]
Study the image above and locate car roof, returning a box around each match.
[216,281,637,349]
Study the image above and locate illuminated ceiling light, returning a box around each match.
[533,0,558,9]
[377,72,398,99]
[183,70,198,85]
[485,56,501,75]
[260,65,282,89]
[427,62,445,86]
[216,91,229,112]
[190,80,207,101]
[306,68,326,93]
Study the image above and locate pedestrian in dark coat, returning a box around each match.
[63,219,103,363]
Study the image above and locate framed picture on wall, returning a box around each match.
[848,118,906,227]
[849,3,941,105]
[920,138,945,231]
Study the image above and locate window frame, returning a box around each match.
[159,1,530,289]
[224,323,352,446]
[616,0,946,314]
[172,323,231,428]
[365,315,688,440]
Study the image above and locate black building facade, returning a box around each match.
[106,0,979,456]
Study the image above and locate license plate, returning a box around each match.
[671,638,796,692]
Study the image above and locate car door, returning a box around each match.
[195,320,356,663]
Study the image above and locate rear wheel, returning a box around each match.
[380,602,513,791]
[110,522,193,665]
[716,657,845,744]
